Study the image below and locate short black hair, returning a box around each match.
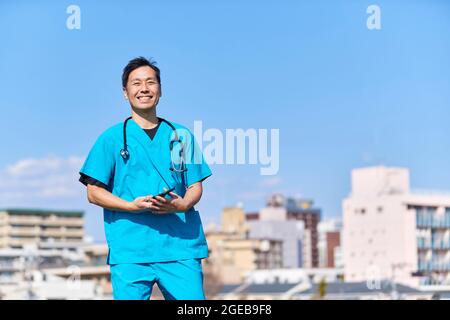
[122,56,161,88]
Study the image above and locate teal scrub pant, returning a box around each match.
[110,258,206,300]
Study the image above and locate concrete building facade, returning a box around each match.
[318,219,342,268]
[247,194,321,268]
[206,207,283,285]
[247,219,305,268]
[343,166,450,287]
[0,209,84,250]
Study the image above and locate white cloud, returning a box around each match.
[259,176,283,188]
[239,190,267,201]
[0,155,85,206]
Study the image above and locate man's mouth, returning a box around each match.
[137,95,153,102]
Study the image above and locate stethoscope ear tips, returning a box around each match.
[120,149,129,160]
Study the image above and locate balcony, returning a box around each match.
[416,213,450,229]
[40,218,84,227]
[7,238,38,247]
[8,216,42,225]
[8,228,40,237]
[418,261,450,272]
[0,261,23,271]
[41,229,84,237]
[417,240,450,250]
[431,242,450,250]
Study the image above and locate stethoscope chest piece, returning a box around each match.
[120,148,129,160]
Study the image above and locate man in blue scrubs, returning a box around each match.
[79,57,212,300]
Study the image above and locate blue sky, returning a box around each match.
[1,0,449,242]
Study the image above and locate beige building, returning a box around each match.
[0,209,84,250]
[221,207,249,235]
[206,207,283,285]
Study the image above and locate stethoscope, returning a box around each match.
[120,116,188,177]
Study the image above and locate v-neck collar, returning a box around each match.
[129,118,164,145]
[142,120,162,141]
[127,118,173,188]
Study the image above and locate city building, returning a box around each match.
[205,207,283,285]
[246,194,321,268]
[0,208,114,299]
[0,244,102,299]
[216,267,431,300]
[318,219,342,268]
[343,166,450,288]
[0,208,84,251]
[247,219,305,268]
[221,206,249,235]
[42,243,112,297]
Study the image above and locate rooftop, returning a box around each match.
[0,208,84,217]
[219,281,423,297]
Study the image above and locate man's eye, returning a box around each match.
[132,83,140,86]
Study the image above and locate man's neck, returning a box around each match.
[131,108,159,129]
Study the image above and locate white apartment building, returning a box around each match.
[0,243,111,299]
[343,166,450,288]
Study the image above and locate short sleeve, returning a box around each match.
[79,173,108,189]
[79,132,115,187]
[184,131,212,187]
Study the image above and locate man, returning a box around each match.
[79,57,212,300]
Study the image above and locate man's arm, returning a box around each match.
[180,181,203,210]
[87,184,159,212]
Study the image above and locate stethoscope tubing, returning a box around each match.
[120,116,188,175]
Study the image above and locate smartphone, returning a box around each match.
[153,187,175,199]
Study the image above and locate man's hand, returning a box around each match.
[133,183,203,215]
[128,195,160,213]
[151,191,189,214]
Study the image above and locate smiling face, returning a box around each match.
[123,66,162,111]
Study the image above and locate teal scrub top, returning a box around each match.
[80,119,212,264]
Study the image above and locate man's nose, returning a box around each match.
[139,84,150,93]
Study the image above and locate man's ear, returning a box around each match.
[123,88,129,100]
